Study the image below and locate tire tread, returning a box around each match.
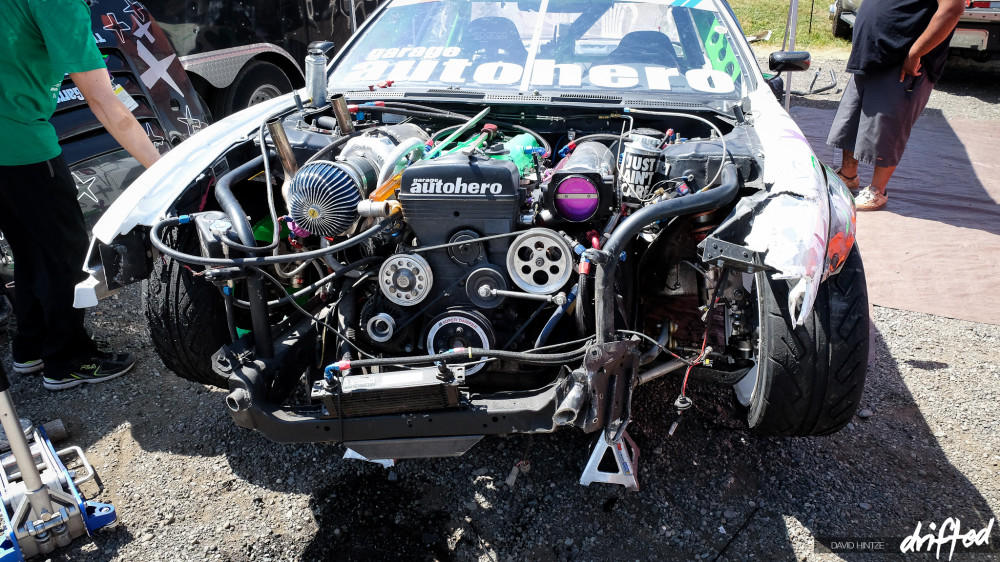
[751,247,869,436]
[145,229,228,387]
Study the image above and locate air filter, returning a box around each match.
[286,160,363,236]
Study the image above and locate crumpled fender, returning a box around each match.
[90,94,295,245]
[74,94,296,308]
[737,89,857,326]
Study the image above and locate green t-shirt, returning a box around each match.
[0,0,107,165]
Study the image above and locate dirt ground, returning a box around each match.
[1,55,998,562]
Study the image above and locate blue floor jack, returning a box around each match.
[0,363,117,560]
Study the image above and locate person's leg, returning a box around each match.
[871,165,897,192]
[827,74,864,190]
[853,65,936,210]
[839,150,860,186]
[1,157,97,377]
[0,163,51,368]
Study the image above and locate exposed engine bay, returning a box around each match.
[190,99,760,392]
[137,91,859,488]
[74,0,867,491]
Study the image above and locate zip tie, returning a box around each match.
[178,215,191,224]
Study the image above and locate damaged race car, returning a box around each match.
[77,0,869,489]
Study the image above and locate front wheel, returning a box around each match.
[831,0,854,40]
[145,228,229,387]
[746,246,869,436]
[213,61,293,119]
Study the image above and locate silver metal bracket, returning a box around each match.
[579,429,640,491]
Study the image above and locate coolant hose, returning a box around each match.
[214,155,266,249]
[594,163,739,344]
[535,284,578,348]
[575,272,590,336]
[212,155,274,357]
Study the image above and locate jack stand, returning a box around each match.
[0,364,116,561]
[579,429,640,491]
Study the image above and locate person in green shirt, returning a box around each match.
[0,0,161,390]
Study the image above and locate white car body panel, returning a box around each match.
[91,94,294,245]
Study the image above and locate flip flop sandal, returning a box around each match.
[834,167,860,192]
[855,186,888,211]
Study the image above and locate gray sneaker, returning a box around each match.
[12,359,44,374]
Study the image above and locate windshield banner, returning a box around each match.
[344,50,735,93]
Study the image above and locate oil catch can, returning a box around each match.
[619,133,661,200]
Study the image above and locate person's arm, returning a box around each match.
[71,69,162,168]
[900,0,966,81]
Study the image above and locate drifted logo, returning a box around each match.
[408,177,503,195]
[900,517,994,560]
[57,87,85,104]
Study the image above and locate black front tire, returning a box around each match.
[831,1,854,40]
[747,246,869,436]
[145,228,229,387]
[214,61,292,119]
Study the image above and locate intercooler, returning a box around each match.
[313,366,465,418]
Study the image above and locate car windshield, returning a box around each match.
[328,0,750,98]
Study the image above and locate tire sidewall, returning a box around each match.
[218,61,293,118]
[746,246,870,436]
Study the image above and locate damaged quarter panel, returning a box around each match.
[732,87,856,326]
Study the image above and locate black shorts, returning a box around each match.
[826,64,935,168]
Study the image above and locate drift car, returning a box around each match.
[78,0,868,488]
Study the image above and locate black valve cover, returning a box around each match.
[398,153,521,306]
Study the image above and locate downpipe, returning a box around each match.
[214,155,275,358]
[594,164,739,344]
[553,381,586,425]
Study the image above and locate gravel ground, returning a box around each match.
[1,56,998,562]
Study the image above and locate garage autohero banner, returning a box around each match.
[338,49,737,94]
[814,517,997,559]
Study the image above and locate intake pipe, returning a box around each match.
[594,164,739,344]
